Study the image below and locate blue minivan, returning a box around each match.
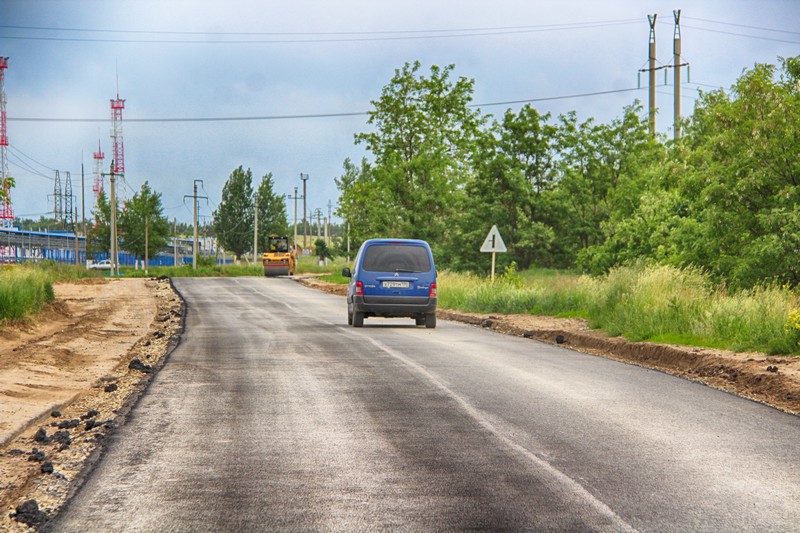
[342,239,437,328]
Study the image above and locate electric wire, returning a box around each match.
[0,19,642,36]
[683,16,800,36]
[0,19,640,44]
[7,87,645,124]
[680,24,800,45]
[8,144,57,172]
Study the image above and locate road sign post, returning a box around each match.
[480,225,507,284]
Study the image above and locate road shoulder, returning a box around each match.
[0,277,184,531]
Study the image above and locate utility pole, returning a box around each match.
[673,9,688,141]
[193,181,198,270]
[173,218,178,267]
[326,199,333,246]
[253,198,259,265]
[300,173,309,251]
[315,208,323,239]
[184,180,207,271]
[109,162,118,276]
[648,14,657,135]
[74,206,79,266]
[288,186,303,250]
[145,213,149,275]
[80,161,86,240]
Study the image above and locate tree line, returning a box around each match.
[336,57,800,288]
[15,165,289,265]
[87,166,289,263]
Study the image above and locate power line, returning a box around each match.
[683,16,800,36]
[681,24,800,45]
[0,20,640,44]
[474,88,642,108]
[8,144,57,171]
[7,87,644,124]
[9,111,369,123]
[0,19,641,37]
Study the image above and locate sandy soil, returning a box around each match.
[0,277,183,531]
[1,275,797,530]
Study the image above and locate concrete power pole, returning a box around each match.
[288,186,303,250]
[253,198,258,265]
[184,180,206,271]
[673,9,683,140]
[109,163,118,276]
[193,180,198,270]
[80,162,86,240]
[300,173,309,252]
[648,14,657,135]
[326,199,333,246]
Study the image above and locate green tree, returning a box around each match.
[450,124,548,272]
[213,165,254,259]
[674,58,800,286]
[335,157,383,249]
[87,190,113,259]
[0,176,14,206]
[313,238,333,261]
[556,103,661,269]
[254,172,289,252]
[118,181,170,261]
[347,61,482,260]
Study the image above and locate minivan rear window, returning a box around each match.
[362,244,431,273]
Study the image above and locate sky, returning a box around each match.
[2,0,799,227]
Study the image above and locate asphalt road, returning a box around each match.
[51,277,800,531]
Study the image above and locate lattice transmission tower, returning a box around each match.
[110,92,126,202]
[92,140,105,198]
[0,57,13,227]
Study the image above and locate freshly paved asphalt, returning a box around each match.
[51,277,800,531]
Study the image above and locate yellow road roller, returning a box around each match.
[262,235,296,277]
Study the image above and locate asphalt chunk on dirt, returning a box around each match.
[0,277,184,532]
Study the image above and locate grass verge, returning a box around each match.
[0,265,56,321]
[439,264,800,355]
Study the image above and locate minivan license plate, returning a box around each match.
[382,281,410,289]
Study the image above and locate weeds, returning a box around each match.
[439,263,800,355]
[0,266,55,321]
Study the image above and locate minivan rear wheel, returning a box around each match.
[353,311,365,328]
[425,313,436,329]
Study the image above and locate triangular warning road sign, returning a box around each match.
[480,225,507,253]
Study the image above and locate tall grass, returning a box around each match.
[0,266,55,320]
[438,268,595,318]
[439,264,800,355]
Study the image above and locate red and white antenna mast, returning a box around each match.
[0,56,13,227]
[92,140,105,198]
[110,89,125,201]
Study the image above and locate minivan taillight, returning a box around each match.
[429,283,437,298]
[355,281,363,295]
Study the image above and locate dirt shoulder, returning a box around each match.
[300,277,800,415]
[0,277,184,531]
